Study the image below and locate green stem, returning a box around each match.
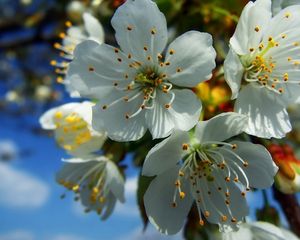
[212,6,239,23]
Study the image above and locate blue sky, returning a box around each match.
[0,108,186,240]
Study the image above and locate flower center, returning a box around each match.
[58,160,108,213]
[171,141,250,226]
[241,37,293,95]
[54,111,92,152]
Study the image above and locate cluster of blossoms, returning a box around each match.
[40,0,300,237]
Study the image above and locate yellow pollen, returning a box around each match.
[59,32,66,39]
[50,60,57,66]
[65,20,72,27]
[169,49,175,55]
[249,48,254,52]
[225,177,230,182]
[127,25,133,31]
[143,46,148,51]
[54,111,63,119]
[293,42,299,47]
[179,171,184,177]
[165,61,170,66]
[150,28,156,34]
[199,220,205,226]
[281,34,287,39]
[56,77,64,83]
[254,26,260,32]
[231,217,237,223]
[288,57,292,61]
[285,12,291,18]
[279,88,284,93]
[182,143,189,150]
[176,68,182,73]
[175,180,181,187]
[231,144,237,149]
[179,192,186,199]
[72,185,80,192]
[204,211,210,217]
[221,216,227,222]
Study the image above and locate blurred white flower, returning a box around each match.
[39,101,106,158]
[52,12,104,97]
[142,113,278,234]
[34,85,51,102]
[224,0,300,138]
[67,0,216,141]
[56,157,125,219]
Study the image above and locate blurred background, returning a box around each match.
[0,0,299,239]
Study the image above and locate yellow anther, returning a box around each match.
[99,197,105,203]
[63,144,73,151]
[59,32,66,39]
[281,34,287,39]
[127,25,133,31]
[293,42,299,47]
[285,12,291,18]
[175,180,181,187]
[54,43,61,49]
[288,57,292,62]
[199,220,205,226]
[254,26,260,32]
[231,217,237,223]
[54,111,63,119]
[88,66,95,72]
[182,143,189,150]
[231,144,237,149]
[50,60,57,66]
[204,211,210,217]
[72,185,80,192]
[176,68,182,73]
[150,28,156,34]
[169,49,175,55]
[56,77,64,83]
[221,215,227,222]
[179,171,184,177]
[179,191,186,199]
[65,21,72,27]
[225,177,230,182]
[241,191,246,197]
[65,115,78,123]
[249,48,254,52]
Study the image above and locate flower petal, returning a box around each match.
[225,141,278,189]
[67,40,134,98]
[83,12,104,43]
[111,0,168,64]
[224,48,244,100]
[144,166,193,235]
[164,31,216,87]
[106,160,125,203]
[145,90,175,139]
[235,84,291,138]
[195,112,248,143]
[230,0,272,55]
[168,89,202,132]
[92,90,147,142]
[142,130,189,176]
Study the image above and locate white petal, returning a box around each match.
[67,40,134,98]
[226,141,278,188]
[111,0,168,64]
[164,31,216,87]
[235,84,291,139]
[195,112,248,143]
[83,13,105,43]
[145,90,175,139]
[224,48,244,100]
[101,193,117,220]
[168,89,202,132]
[230,0,272,55]
[92,90,147,142]
[144,166,193,235]
[106,160,125,203]
[142,130,189,176]
[39,102,80,129]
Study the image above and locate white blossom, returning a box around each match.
[224,0,300,138]
[220,222,299,240]
[67,0,216,141]
[142,113,278,234]
[52,13,104,97]
[39,101,106,158]
[272,0,300,15]
[56,157,125,219]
